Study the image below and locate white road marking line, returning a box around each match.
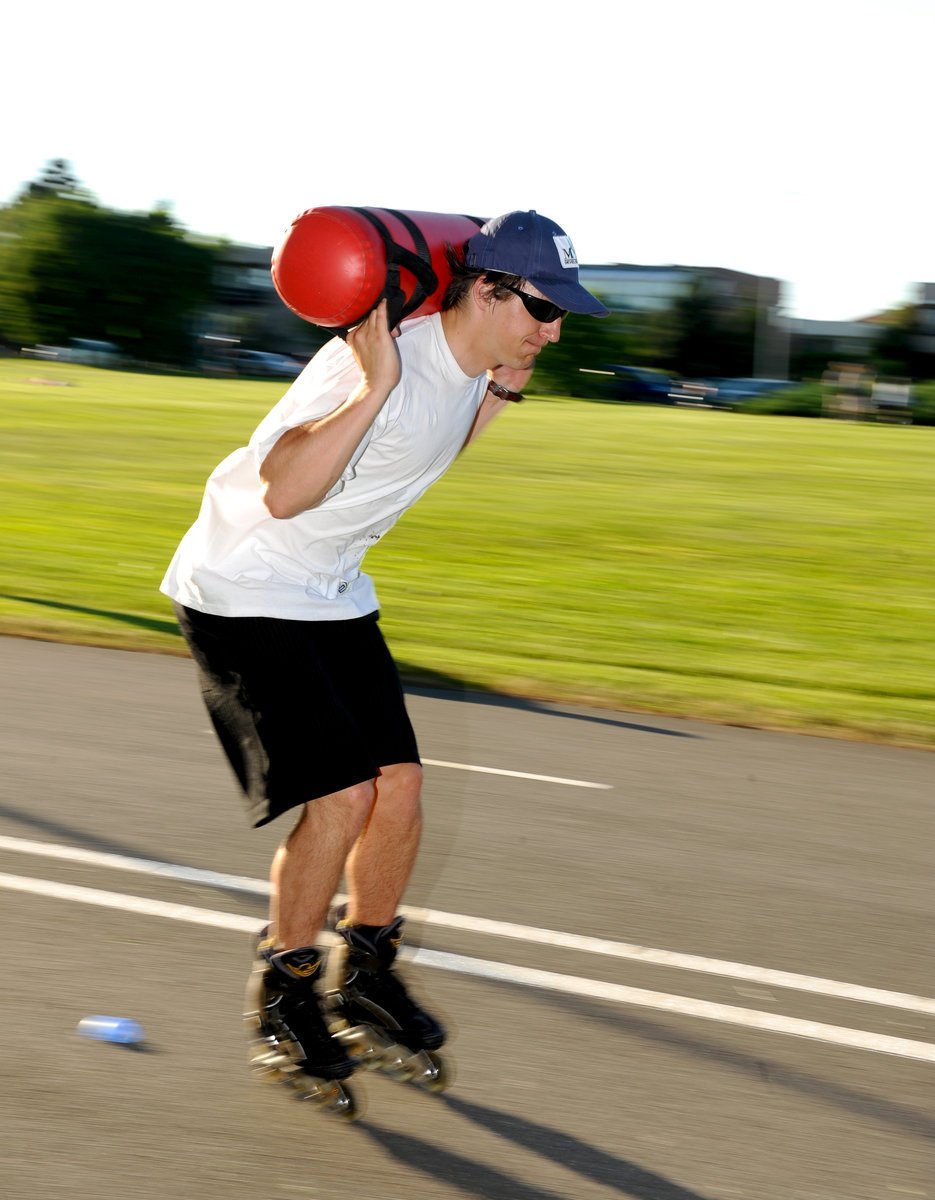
[1,833,934,1017]
[421,758,611,789]
[412,947,935,1065]
[0,870,263,934]
[0,835,270,895]
[1,869,933,1065]
[401,911,935,1017]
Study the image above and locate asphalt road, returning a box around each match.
[0,635,932,1200]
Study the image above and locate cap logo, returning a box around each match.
[553,235,579,269]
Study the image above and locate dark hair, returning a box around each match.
[440,243,525,311]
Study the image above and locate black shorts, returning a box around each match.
[174,604,420,828]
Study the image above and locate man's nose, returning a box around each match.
[542,318,562,344]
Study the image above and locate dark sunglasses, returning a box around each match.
[499,283,568,324]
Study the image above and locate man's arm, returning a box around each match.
[260,302,401,519]
[463,365,533,448]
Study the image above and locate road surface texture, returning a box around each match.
[0,636,931,1200]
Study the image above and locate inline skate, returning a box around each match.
[326,915,451,1093]
[244,936,359,1120]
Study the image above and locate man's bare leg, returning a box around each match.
[270,781,376,949]
[344,762,423,925]
[330,762,447,1059]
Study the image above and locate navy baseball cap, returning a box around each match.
[465,210,609,317]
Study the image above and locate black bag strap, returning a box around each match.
[333,209,486,339]
[384,209,438,323]
[353,208,437,332]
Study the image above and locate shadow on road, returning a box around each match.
[513,982,935,1143]
[360,1122,566,1200]
[0,800,268,916]
[404,678,700,738]
[3,593,700,738]
[0,594,178,637]
[362,1105,717,1200]
[0,800,183,862]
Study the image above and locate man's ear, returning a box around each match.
[473,277,498,313]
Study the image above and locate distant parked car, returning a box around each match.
[231,349,304,379]
[578,363,691,404]
[27,338,125,367]
[703,378,799,409]
[68,339,124,366]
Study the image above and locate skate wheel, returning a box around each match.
[380,1052,417,1082]
[416,1050,452,1093]
[292,1075,360,1121]
[248,1034,295,1082]
[333,1022,396,1072]
[327,1082,360,1122]
[375,1046,451,1091]
[250,1050,288,1082]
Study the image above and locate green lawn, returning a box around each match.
[2,357,933,748]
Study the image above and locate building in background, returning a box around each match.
[577,263,782,314]
[200,242,330,366]
[578,262,789,380]
[913,282,935,357]
[785,317,883,375]
[204,243,932,385]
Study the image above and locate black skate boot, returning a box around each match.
[244,938,359,1119]
[327,916,450,1092]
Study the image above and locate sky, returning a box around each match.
[3,0,933,322]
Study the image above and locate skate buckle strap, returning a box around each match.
[271,945,324,981]
[339,916,404,949]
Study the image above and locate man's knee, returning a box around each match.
[379,761,423,798]
[341,778,379,821]
[293,779,377,834]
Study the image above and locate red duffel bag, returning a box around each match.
[272,206,487,332]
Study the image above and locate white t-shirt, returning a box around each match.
[161,312,487,619]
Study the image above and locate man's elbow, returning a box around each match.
[261,481,324,520]
[263,495,296,521]
[261,481,299,520]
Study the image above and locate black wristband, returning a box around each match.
[487,380,524,403]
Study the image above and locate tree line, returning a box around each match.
[2,161,932,387]
[0,161,222,366]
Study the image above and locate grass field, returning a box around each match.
[2,357,933,748]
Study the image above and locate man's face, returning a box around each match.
[489,283,564,370]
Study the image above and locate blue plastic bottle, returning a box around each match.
[77,1016,146,1045]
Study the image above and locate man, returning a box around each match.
[161,210,608,1106]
